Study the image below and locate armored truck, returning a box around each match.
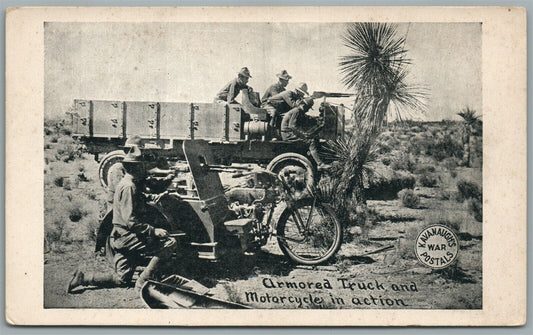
[71,89,346,190]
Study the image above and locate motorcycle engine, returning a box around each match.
[225,186,277,246]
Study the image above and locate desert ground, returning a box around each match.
[43,120,482,309]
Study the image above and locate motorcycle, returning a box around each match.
[96,140,342,266]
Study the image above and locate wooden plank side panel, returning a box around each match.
[227,105,243,141]
[159,102,191,139]
[125,101,158,138]
[91,100,123,137]
[73,99,90,135]
[192,103,226,141]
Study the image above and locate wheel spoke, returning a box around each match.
[278,200,341,264]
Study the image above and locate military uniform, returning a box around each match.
[105,162,125,208]
[262,70,292,104]
[280,99,328,168]
[215,67,252,104]
[110,174,174,286]
[264,90,302,130]
[215,78,250,104]
[261,82,286,104]
[67,142,175,293]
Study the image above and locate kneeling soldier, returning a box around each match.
[67,143,176,293]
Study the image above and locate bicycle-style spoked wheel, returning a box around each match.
[276,198,342,265]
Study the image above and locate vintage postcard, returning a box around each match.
[5,6,526,326]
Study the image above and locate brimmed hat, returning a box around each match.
[295,82,309,96]
[276,70,292,81]
[124,135,142,148]
[238,67,252,78]
[122,145,143,164]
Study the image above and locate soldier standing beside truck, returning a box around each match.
[67,142,177,293]
[215,67,253,105]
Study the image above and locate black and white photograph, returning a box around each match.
[5,6,526,326]
[43,19,483,310]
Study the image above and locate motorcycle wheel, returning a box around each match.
[276,198,342,265]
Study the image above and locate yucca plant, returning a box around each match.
[457,106,481,167]
[331,22,426,207]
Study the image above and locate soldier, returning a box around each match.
[214,67,253,105]
[261,70,292,104]
[281,97,330,170]
[67,142,176,293]
[263,82,309,135]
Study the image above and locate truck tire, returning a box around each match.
[267,153,316,197]
[98,150,126,188]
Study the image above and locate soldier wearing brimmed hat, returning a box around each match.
[261,70,292,104]
[263,82,309,137]
[215,67,253,105]
[67,138,176,293]
[281,97,330,170]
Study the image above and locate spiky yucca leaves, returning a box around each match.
[335,22,426,207]
[457,107,481,167]
[457,106,480,126]
[320,127,379,205]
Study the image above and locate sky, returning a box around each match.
[44,22,481,121]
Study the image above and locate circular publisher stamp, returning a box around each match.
[415,224,459,269]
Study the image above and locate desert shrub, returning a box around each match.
[427,211,461,233]
[44,218,66,252]
[405,135,431,156]
[439,190,453,200]
[67,202,89,222]
[390,153,417,173]
[397,225,422,260]
[398,189,420,208]
[53,176,64,187]
[63,178,72,190]
[56,136,83,163]
[381,157,391,166]
[60,126,72,136]
[335,259,352,273]
[450,170,458,178]
[365,171,415,200]
[468,198,483,222]
[44,143,52,150]
[418,173,438,187]
[456,179,482,202]
[428,135,463,161]
[50,135,59,143]
[86,189,98,201]
[414,164,435,174]
[83,215,101,242]
[442,157,459,171]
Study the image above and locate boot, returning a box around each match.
[66,270,119,293]
[66,269,85,293]
[135,256,161,291]
[84,272,120,288]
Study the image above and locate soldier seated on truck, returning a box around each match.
[67,142,177,293]
[214,67,254,105]
[263,82,309,137]
[281,97,331,171]
[261,70,292,104]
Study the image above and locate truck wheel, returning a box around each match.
[98,150,126,188]
[267,153,315,197]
